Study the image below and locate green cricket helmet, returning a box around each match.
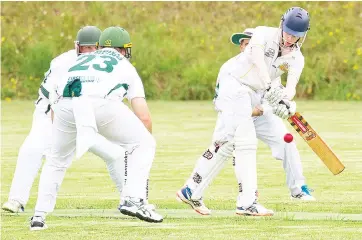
[74,26,102,55]
[99,26,132,59]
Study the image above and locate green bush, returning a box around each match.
[1,1,361,100]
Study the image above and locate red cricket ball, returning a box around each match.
[284,133,294,143]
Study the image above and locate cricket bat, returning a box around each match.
[287,112,345,175]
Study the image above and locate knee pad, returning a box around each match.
[215,141,234,158]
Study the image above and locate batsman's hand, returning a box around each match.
[273,104,289,119]
[264,86,286,106]
[274,100,297,119]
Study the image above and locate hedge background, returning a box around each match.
[1,1,361,101]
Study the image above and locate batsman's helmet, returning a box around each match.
[99,27,132,59]
[281,7,310,37]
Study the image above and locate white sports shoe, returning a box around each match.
[30,216,48,231]
[236,202,274,216]
[291,185,316,201]
[176,186,211,215]
[2,200,24,213]
[119,197,163,223]
[136,203,163,223]
[119,199,155,212]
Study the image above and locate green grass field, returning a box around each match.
[1,100,362,239]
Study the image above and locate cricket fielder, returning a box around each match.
[177,7,314,216]
[30,26,163,230]
[2,26,126,214]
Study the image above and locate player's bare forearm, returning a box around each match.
[136,113,152,133]
[131,97,153,133]
[143,119,152,133]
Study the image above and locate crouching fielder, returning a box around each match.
[30,27,163,230]
[177,7,314,216]
[2,26,127,214]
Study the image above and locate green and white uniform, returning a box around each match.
[56,48,145,101]
[5,49,76,208]
[39,50,77,102]
[34,48,155,215]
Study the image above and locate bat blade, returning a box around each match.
[288,112,345,175]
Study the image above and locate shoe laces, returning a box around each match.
[125,197,145,207]
[184,186,206,208]
[246,204,259,213]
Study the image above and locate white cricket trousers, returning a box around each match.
[187,76,305,207]
[8,97,52,206]
[7,96,127,207]
[34,98,155,214]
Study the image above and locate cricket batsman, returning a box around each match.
[177,7,315,216]
[30,26,163,230]
[2,26,127,214]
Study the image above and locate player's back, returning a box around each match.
[59,48,135,99]
[40,50,77,97]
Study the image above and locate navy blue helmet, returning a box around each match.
[282,7,310,37]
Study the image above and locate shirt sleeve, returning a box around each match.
[44,59,64,93]
[285,55,305,100]
[41,52,69,93]
[249,27,272,89]
[126,66,146,101]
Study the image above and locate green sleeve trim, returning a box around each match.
[40,85,49,99]
[106,83,129,97]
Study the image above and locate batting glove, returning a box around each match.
[280,99,297,116]
[273,104,289,119]
[264,87,286,106]
[287,100,297,116]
